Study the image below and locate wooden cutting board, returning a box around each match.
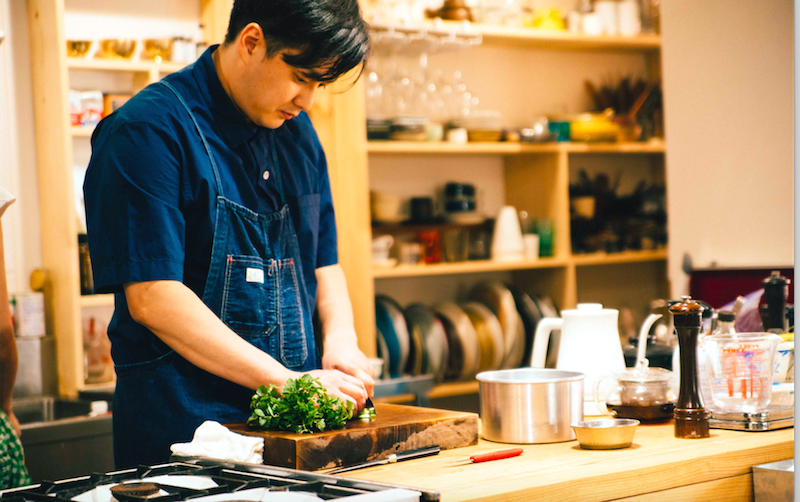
[224,403,478,471]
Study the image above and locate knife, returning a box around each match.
[358,397,376,421]
[328,445,441,474]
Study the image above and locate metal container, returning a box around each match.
[571,418,639,449]
[477,368,584,443]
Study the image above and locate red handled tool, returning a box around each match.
[468,448,523,463]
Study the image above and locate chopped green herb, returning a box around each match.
[247,374,355,433]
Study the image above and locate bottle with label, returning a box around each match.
[78,234,94,295]
[698,310,735,411]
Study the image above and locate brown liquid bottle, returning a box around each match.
[669,296,710,438]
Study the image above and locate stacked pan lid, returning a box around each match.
[374,283,559,381]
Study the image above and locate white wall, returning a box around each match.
[661,0,794,297]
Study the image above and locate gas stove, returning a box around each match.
[0,459,438,502]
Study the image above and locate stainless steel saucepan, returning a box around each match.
[477,368,584,444]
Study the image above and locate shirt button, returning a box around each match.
[262,171,270,181]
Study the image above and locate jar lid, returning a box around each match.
[617,363,673,383]
[718,310,735,322]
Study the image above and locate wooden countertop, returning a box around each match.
[335,422,794,502]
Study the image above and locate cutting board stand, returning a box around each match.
[225,403,479,471]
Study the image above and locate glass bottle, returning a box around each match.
[698,310,735,411]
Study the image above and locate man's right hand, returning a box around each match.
[305,369,368,415]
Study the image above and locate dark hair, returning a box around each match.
[225,0,370,83]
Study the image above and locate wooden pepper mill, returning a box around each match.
[669,296,710,438]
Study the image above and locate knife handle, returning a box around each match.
[470,448,523,463]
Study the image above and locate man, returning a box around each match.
[84,0,373,468]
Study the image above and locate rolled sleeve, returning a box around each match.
[84,120,186,293]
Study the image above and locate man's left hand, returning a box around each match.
[322,331,375,397]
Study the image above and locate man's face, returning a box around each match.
[235,34,326,129]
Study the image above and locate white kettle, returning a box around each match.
[531,303,626,415]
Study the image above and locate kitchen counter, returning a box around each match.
[337,422,793,501]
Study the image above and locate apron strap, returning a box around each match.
[158,81,225,198]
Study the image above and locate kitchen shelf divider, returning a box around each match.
[79,293,115,309]
[571,248,668,266]
[367,139,665,155]
[372,257,568,278]
[67,57,186,74]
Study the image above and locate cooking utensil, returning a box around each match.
[531,303,626,415]
[358,397,376,421]
[477,368,584,444]
[571,419,639,450]
[327,446,441,474]
[449,448,524,466]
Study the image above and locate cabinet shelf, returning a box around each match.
[67,57,187,74]
[372,256,568,278]
[71,125,94,137]
[572,248,668,266]
[367,140,665,155]
[378,21,661,51]
[79,293,115,308]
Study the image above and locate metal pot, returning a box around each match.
[477,368,584,443]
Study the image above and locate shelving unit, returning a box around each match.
[26,0,220,397]
[27,0,668,402]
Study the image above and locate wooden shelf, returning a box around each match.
[375,21,661,51]
[367,139,665,155]
[572,248,668,266]
[373,256,567,278]
[71,125,94,137]
[476,24,662,50]
[79,293,115,308]
[428,380,479,399]
[67,57,187,73]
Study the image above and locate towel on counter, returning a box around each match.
[170,421,263,464]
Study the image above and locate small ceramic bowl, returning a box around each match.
[571,419,640,450]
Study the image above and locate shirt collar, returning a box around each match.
[192,45,260,148]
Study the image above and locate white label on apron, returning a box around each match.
[246,267,265,284]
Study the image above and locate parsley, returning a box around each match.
[247,374,355,433]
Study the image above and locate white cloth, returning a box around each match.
[170,421,264,464]
[0,187,16,218]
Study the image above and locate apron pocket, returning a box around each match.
[276,258,308,368]
[221,255,278,336]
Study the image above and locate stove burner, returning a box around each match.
[110,484,160,499]
[0,460,439,502]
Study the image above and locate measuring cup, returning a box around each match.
[701,332,783,413]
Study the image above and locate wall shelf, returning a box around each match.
[71,126,94,137]
[379,21,661,51]
[572,248,668,266]
[67,58,186,74]
[79,293,115,309]
[372,257,568,278]
[367,140,666,155]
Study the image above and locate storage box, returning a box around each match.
[11,292,46,338]
[12,336,57,398]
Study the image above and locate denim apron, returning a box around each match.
[112,81,318,469]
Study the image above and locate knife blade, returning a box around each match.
[328,445,441,474]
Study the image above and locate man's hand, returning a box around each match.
[306,368,368,414]
[322,330,375,397]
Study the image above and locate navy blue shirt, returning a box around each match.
[84,46,337,363]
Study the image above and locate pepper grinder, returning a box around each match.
[762,271,790,334]
[669,296,710,439]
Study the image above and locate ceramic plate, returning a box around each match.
[468,282,526,369]
[435,302,480,379]
[375,296,410,378]
[506,285,543,368]
[404,303,449,381]
[401,306,425,377]
[461,302,505,372]
[435,310,463,381]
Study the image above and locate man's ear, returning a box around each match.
[237,22,264,62]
